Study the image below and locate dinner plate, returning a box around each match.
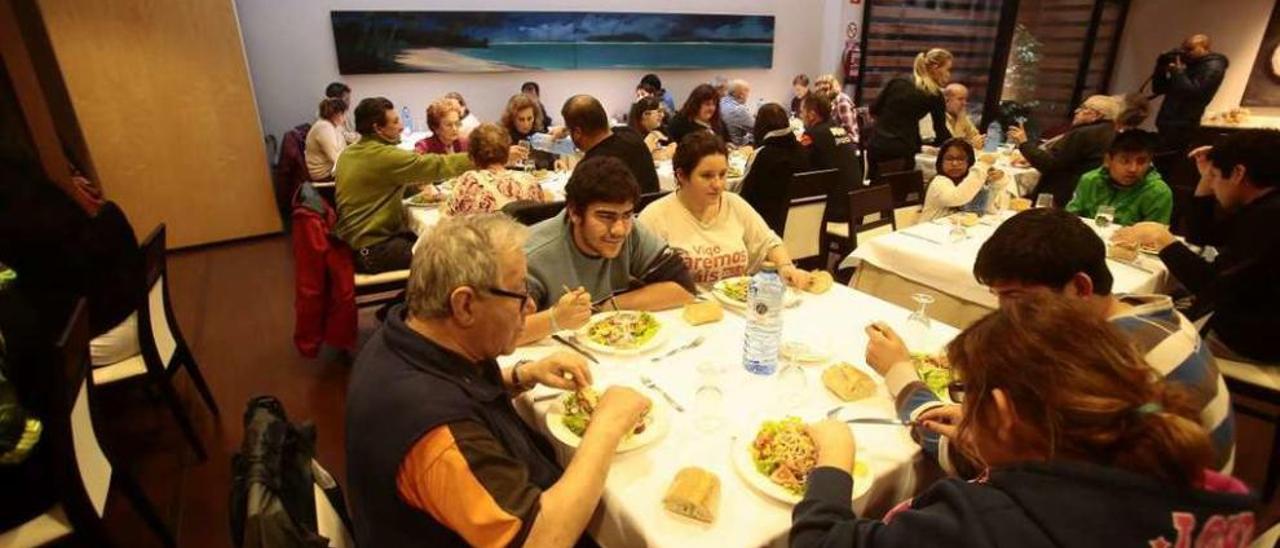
[545,392,668,453]
[574,311,668,355]
[711,276,801,310]
[1138,245,1160,256]
[731,430,872,505]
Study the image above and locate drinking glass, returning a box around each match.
[777,357,808,410]
[948,222,967,243]
[694,361,726,432]
[1035,194,1055,208]
[1095,205,1116,229]
[906,293,935,352]
[517,140,533,170]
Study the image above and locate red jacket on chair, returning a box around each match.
[292,186,356,357]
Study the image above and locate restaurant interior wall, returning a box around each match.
[236,0,853,142]
[1110,0,1280,127]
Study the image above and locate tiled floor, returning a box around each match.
[95,234,1278,546]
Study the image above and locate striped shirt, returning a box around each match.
[890,294,1236,473]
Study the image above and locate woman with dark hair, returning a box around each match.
[867,48,954,175]
[624,96,673,160]
[304,97,350,180]
[792,294,1255,548]
[790,74,810,118]
[739,103,810,234]
[919,137,1007,222]
[666,84,728,144]
[638,132,811,288]
[500,93,554,169]
[640,73,676,113]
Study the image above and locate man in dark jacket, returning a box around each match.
[1152,34,1229,151]
[563,95,661,194]
[801,92,862,223]
[1007,95,1118,208]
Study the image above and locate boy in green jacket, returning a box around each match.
[1066,129,1172,225]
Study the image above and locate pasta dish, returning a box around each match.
[750,417,817,496]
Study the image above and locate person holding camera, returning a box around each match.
[1151,34,1229,151]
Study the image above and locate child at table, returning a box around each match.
[791,295,1255,548]
[919,138,1009,223]
[444,124,547,217]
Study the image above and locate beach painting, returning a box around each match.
[331,11,775,74]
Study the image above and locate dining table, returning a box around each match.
[846,210,1171,328]
[500,284,958,547]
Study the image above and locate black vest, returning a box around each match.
[805,120,863,223]
[344,307,563,547]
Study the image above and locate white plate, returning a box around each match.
[711,276,800,310]
[731,429,872,505]
[574,311,668,355]
[545,392,668,453]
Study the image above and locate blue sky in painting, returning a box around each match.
[351,12,774,44]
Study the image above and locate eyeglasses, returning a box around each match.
[947,380,967,403]
[485,284,532,306]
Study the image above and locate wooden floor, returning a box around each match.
[94,234,1278,546]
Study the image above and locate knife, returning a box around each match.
[843,417,914,426]
[551,334,600,365]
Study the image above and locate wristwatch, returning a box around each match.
[511,359,536,391]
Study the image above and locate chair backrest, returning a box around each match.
[637,190,671,212]
[500,200,566,226]
[848,184,897,241]
[878,169,925,208]
[51,300,116,532]
[783,169,835,262]
[138,226,179,368]
[873,157,911,177]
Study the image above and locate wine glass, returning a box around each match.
[694,361,726,432]
[517,140,533,170]
[776,352,808,410]
[1095,205,1116,229]
[1035,194,1055,209]
[906,293,936,352]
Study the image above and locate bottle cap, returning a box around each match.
[760,261,778,272]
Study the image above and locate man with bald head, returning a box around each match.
[942,83,983,149]
[1152,33,1229,150]
[562,94,660,193]
[720,78,756,146]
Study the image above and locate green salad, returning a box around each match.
[561,388,647,438]
[750,417,816,496]
[912,353,953,400]
[717,277,750,303]
[585,312,660,349]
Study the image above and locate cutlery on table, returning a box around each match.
[532,391,565,403]
[639,376,685,413]
[827,406,914,426]
[551,334,599,365]
[650,336,706,363]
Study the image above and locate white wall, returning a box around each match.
[1110,0,1280,126]
[236,0,850,140]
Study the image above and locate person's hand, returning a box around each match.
[591,387,652,437]
[865,322,911,376]
[67,175,105,216]
[523,351,593,390]
[553,158,569,171]
[807,419,856,471]
[1112,222,1176,251]
[508,145,530,164]
[551,287,592,331]
[917,404,963,441]
[780,265,812,290]
[971,134,986,150]
[987,168,1005,183]
[1188,145,1214,177]
[1005,123,1027,145]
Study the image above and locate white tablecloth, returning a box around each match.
[848,212,1169,309]
[915,152,1040,197]
[505,285,957,547]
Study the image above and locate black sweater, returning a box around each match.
[1020,120,1115,207]
[868,78,950,160]
[792,461,1255,548]
[667,112,727,145]
[1153,53,1229,131]
[1159,190,1280,362]
[740,132,812,234]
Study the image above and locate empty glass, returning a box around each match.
[1095,205,1116,229]
[948,223,968,243]
[906,293,935,352]
[1035,194,1055,208]
[694,361,726,432]
[777,357,808,409]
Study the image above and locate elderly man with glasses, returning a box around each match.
[1007,95,1120,208]
[345,213,651,547]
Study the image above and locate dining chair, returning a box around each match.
[353,269,411,309]
[1216,355,1280,503]
[91,224,219,462]
[500,200,566,226]
[821,184,897,261]
[878,169,927,228]
[782,169,834,270]
[0,300,176,547]
[637,190,671,213]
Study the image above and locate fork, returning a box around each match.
[650,336,706,363]
[639,376,685,412]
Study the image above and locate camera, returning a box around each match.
[1157,48,1184,67]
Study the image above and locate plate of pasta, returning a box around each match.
[732,417,871,505]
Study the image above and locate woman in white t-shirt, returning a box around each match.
[639,132,812,288]
[304,97,350,181]
[919,138,1008,223]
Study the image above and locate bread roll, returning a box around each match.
[806,270,834,294]
[822,363,877,402]
[682,300,723,325]
[1108,243,1138,262]
[1009,197,1032,212]
[663,467,720,523]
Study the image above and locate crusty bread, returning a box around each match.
[682,300,724,325]
[663,467,720,523]
[1108,243,1138,262]
[806,270,834,294]
[1009,197,1032,212]
[952,212,980,227]
[822,363,877,402]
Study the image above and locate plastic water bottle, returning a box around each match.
[984,121,1002,153]
[400,106,414,134]
[529,133,578,156]
[743,262,784,375]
